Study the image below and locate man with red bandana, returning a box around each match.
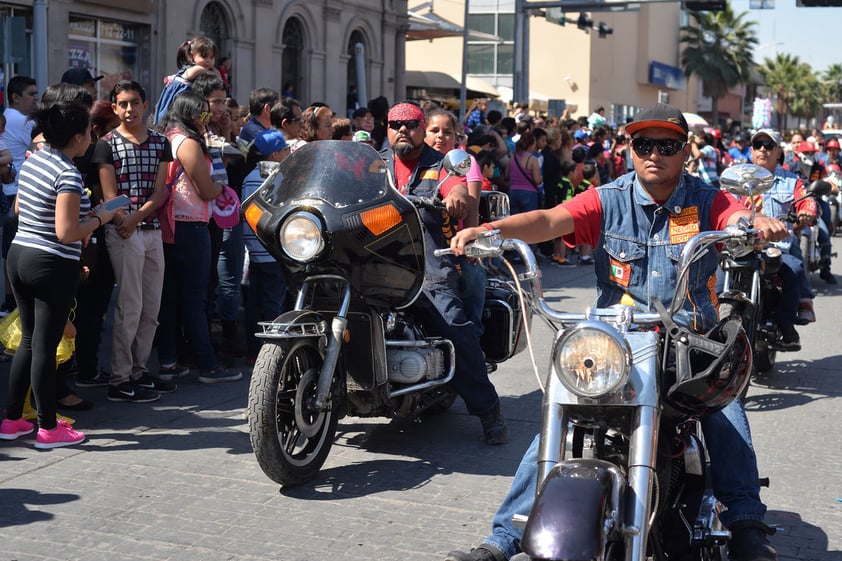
[380,101,508,445]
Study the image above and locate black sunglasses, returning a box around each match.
[752,140,777,151]
[631,137,686,157]
[388,120,421,131]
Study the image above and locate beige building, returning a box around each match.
[406,0,716,125]
[0,0,408,114]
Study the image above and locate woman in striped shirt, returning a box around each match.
[0,101,119,448]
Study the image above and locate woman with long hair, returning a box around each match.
[156,91,242,384]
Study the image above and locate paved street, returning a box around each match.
[1,238,841,561]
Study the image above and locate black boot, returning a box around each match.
[728,520,777,561]
[445,545,507,561]
[820,267,837,284]
[479,402,509,445]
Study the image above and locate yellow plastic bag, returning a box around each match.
[0,308,76,366]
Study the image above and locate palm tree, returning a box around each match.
[789,63,823,125]
[680,6,758,126]
[823,63,842,103]
[758,53,801,131]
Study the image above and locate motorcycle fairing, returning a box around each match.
[521,459,625,561]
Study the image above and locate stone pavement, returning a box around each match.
[1,239,841,561]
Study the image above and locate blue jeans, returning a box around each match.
[244,261,287,356]
[508,189,539,216]
[216,223,245,322]
[157,222,218,372]
[481,400,765,559]
[457,257,486,338]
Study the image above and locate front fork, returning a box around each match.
[535,404,660,561]
[293,276,352,411]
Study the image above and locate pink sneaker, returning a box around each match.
[0,417,35,440]
[34,420,85,449]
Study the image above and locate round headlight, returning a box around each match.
[554,321,631,398]
[279,212,324,261]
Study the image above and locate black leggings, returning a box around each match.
[5,245,79,430]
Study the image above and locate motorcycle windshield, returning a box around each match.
[268,140,391,208]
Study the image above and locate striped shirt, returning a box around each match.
[242,167,275,263]
[14,145,90,260]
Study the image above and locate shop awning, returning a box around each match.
[407,6,503,42]
[405,71,500,99]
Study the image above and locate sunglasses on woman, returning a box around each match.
[630,137,686,157]
[198,112,212,123]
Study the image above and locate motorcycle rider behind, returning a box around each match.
[379,101,508,445]
[446,103,787,561]
[750,129,820,349]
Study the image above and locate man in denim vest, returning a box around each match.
[445,103,787,561]
[380,101,508,445]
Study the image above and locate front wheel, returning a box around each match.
[248,340,339,486]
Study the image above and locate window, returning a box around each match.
[68,15,151,99]
[466,11,514,79]
[200,2,231,62]
[282,18,305,101]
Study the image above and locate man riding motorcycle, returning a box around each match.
[444,104,787,561]
[380,101,508,445]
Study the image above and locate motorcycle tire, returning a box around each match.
[754,344,776,374]
[247,339,340,487]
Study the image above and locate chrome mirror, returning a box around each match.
[719,164,774,197]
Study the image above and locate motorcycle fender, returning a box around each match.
[521,459,625,561]
[255,309,329,341]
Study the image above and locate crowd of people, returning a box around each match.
[0,32,833,496]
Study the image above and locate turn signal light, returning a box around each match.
[244,203,264,233]
[360,203,402,236]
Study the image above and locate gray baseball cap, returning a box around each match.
[750,128,782,146]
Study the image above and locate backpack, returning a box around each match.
[153,67,193,125]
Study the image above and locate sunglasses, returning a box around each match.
[388,120,421,131]
[198,112,212,123]
[751,140,777,151]
[631,137,686,157]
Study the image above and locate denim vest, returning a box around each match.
[593,172,720,331]
[758,166,800,253]
[381,144,459,285]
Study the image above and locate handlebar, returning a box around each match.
[406,195,446,212]
[437,223,758,328]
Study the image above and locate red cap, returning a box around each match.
[826,138,840,150]
[796,141,816,153]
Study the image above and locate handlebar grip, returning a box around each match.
[433,248,454,257]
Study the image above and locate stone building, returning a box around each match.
[0,0,408,113]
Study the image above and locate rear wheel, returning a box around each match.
[248,340,339,486]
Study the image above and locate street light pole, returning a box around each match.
[460,0,469,122]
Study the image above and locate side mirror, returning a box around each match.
[807,179,832,198]
[441,149,472,178]
[719,164,775,197]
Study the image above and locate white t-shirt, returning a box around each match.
[2,107,35,196]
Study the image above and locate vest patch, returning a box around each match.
[421,169,439,181]
[669,206,700,244]
[609,258,631,287]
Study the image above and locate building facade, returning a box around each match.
[0,0,408,113]
[406,0,729,125]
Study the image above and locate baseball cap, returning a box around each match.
[826,139,840,150]
[750,128,782,147]
[625,103,689,137]
[253,129,288,156]
[60,67,104,86]
[352,130,373,143]
[796,140,816,153]
[574,129,589,141]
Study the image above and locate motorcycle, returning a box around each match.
[719,166,832,376]
[824,171,840,235]
[242,141,525,486]
[439,194,763,560]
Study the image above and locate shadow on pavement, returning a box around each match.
[0,488,79,528]
[744,355,842,412]
[767,509,842,561]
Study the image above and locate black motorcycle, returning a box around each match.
[718,165,831,375]
[242,141,525,486]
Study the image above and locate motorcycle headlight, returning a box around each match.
[554,321,631,398]
[279,211,324,261]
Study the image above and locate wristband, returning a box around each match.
[482,222,495,231]
[92,215,102,228]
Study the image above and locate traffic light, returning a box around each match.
[577,13,593,32]
[684,0,727,10]
[598,22,613,38]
